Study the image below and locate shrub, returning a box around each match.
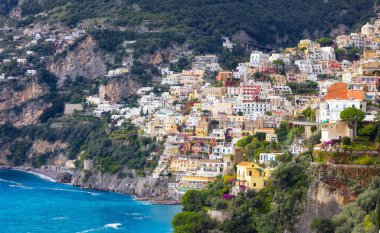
[342,137,351,146]
[311,217,335,233]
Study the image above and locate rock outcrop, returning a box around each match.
[50,36,107,86]
[71,170,179,202]
[99,77,140,104]
[0,99,50,127]
[29,140,68,155]
[296,179,344,233]
[0,78,47,111]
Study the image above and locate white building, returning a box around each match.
[318,83,366,123]
[258,153,283,164]
[250,51,269,67]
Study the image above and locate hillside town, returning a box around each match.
[2,14,380,199]
[72,16,380,196]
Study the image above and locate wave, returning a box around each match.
[0,178,22,186]
[125,212,142,216]
[42,187,100,196]
[51,216,69,220]
[8,184,33,189]
[104,223,122,229]
[76,223,122,233]
[133,216,151,220]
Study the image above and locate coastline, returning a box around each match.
[0,166,181,205]
[0,166,60,182]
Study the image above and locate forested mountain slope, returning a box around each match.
[1,0,378,50]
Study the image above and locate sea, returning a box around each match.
[0,169,181,233]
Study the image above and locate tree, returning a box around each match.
[302,107,316,122]
[316,37,335,47]
[272,59,285,74]
[275,122,290,143]
[311,218,335,233]
[172,211,212,233]
[358,124,376,139]
[340,107,365,138]
[181,190,205,211]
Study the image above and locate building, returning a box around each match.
[232,161,271,193]
[259,153,282,164]
[250,51,269,67]
[179,175,216,190]
[318,83,366,123]
[240,83,261,102]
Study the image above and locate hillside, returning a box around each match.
[1,0,378,51]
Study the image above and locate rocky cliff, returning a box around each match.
[0,99,50,127]
[0,78,48,111]
[296,179,344,233]
[99,77,140,104]
[50,36,107,86]
[71,170,179,202]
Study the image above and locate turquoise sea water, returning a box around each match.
[0,169,181,233]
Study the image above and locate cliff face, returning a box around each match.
[50,36,107,86]
[0,99,50,127]
[296,179,344,233]
[99,77,140,104]
[0,78,47,111]
[71,170,178,201]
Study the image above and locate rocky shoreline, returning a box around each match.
[71,170,180,205]
[0,166,180,205]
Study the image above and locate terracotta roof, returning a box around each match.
[325,83,365,101]
[237,161,254,167]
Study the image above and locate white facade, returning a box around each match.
[318,99,366,123]
[250,51,269,67]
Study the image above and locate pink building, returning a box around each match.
[241,83,261,102]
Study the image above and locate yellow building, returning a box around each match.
[193,102,202,111]
[164,123,178,134]
[297,39,320,51]
[202,87,226,97]
[254,128,275,136]
[195,117,209,137]
[270,74,287,86]
[234,161,271,192]
[169,158,200,173]
[179,175,216,189]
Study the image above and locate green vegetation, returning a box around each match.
[0,0,18,16]
[288,81,318,95]
[173,159,311,233]
[4,0,377,54]
[340,107,365,137]
[325,177,380,233]
[316,37,335,47]
[1,114,158,173]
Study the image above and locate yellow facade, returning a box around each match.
[270,74,287,86]
[195,120,209,137]
[236,162,271,191]
[179,175,216,189]
[170,158,200,173]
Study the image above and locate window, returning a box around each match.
[253,183,256,187]
[249,171,252,176]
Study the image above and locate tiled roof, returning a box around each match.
[325,83,365,101]
[237,161,254,167]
